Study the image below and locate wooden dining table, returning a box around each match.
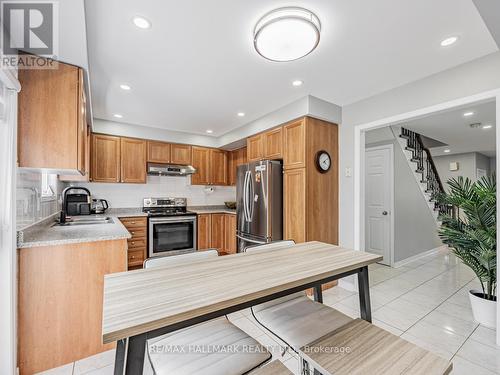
[102,241,382,374]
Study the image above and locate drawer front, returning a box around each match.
[128,249,145,266]
[127,227,146,239]
[128,238,147,249]
[120,217,147,229]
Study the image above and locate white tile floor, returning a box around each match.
[38,248,499,375]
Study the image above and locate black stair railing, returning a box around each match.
[400,127,453,217]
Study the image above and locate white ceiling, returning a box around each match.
[84,0,498,137]
[402,100,496,157]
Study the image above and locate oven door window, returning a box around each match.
[152,221,194,254]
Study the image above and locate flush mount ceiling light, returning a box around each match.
[206,129,214,134]
[254,7,321,62]
[292,80,303,87]
[133,16,151,29]
[463,111,474,117]
[444,149,451,153]
[119,84,131,91]
[237,112,246,117]
[482,124,493,130]
[113,114,123,119]
[440,36,458,47]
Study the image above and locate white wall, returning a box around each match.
[340,51,500,249]
[76,176,236,208]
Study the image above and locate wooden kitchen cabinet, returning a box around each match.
[120,217,147,269]
[228,147,247,186]
[197,214,211,250]
[284,168,307,243]
[18,59,88,173]
[210,149,228,185]
[171,144,192,165]
[198,213,236,254]
[191,147,228,185]
[91,134,121,183]
[247,134,263,161]
[224,214,237,254]
[263,127,283,159]
[120,137,147,183]
[283,118,306,169]
[59,124,91,182]
[191,146,211,185]
[147,141,171,163]
[18,239,127,374]
[211,214,226,253]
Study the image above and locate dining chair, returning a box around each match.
[144,250,271,375]
[244,241,353,352]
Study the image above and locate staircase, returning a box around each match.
[392,126,452,225]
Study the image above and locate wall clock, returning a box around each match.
[315,150,331,173]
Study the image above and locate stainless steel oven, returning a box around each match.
[148,215,197,257]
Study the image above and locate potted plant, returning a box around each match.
[437,175,496,328]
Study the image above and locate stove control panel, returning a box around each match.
[143,197,187,208]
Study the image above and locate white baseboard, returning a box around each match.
[393,245,447,268]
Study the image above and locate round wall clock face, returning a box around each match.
[316,150,331,173]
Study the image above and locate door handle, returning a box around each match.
[382,211,388,216]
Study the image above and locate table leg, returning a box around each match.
[313,285,323,303]
[357,266,372,322]
[114,339,126,375]
[113,333,147,374]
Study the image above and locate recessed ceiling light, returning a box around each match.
[237,112,245,117]
[120,84,131,91]
[482,124,493,129]
[463,111,474,117]
[440,36,458,47]
[113,114,123,119]
[206,129,213,134]
[254,7,321,62]
[444,149,451,153]
[292,80,303,87]
[133,16,151,29]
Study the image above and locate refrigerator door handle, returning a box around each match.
[243,171,250,222]
[248,171,255,221]
[236,234,267,245]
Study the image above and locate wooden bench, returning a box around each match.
[252,360,293,375]
[300,319,453,375]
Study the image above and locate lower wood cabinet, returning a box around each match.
[120,216,148,269]
[17,239,127,374]
[197,213,236,255]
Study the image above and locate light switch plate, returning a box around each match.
[449,162,459,171]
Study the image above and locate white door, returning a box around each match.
[365,145,393,265]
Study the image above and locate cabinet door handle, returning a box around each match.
[131,231,135,234]
[131,242,135,245]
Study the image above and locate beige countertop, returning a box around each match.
[188,205,236,215]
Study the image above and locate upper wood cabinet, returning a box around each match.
[120,137,147,183]
[191,146,211,185]
[247,134,263,162]
[147,141,170,163]
[171,144,192,165]
[18,60,87,173]
[91,134,121,183]
[191,147,227,185]
[283,119,306,169]
[210,149,228,185]
[228,147,247,186]
[263,127,283,159]
[59,124,91,182]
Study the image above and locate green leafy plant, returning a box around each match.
[437,175,496,301]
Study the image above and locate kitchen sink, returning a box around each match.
[53,217,114,226]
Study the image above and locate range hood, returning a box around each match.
[147,163,196,176]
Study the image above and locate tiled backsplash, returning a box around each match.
[75,175,236,208]
[16,171,64,230]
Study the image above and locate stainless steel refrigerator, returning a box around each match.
[236,160,283,252]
